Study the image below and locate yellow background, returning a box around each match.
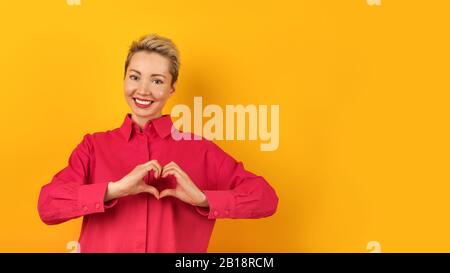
[1,0,449,252]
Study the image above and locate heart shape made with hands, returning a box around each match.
[142,160,208,207]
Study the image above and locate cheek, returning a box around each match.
[153,89,171,100]
[123,82,134,96]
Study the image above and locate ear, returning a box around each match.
[169,81,177,96]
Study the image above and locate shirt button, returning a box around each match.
[83,206,88,212]
[225,210,230,216]
[95,203,100,209]
[213,211,219,217]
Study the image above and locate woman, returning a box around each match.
[38,34,279,253]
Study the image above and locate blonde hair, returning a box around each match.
[124,34,180,84]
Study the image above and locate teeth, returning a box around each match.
[135,98,151,105]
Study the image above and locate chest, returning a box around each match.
[89,136,209,191]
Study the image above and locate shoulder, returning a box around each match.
[86,127,123,142]
[76,127,123,150]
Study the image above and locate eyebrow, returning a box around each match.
[130,69,166,78]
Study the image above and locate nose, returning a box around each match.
[136,80,153,97]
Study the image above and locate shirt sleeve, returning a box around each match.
[37,134,118,225]
[195,142,279,219]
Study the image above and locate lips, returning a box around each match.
[133,98,154,108]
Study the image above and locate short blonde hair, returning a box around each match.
[124,34,180,84]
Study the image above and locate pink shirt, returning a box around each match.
[38,114,278,252]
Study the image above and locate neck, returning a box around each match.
[131,113,162,130]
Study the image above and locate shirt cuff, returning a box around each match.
[195,190,235,219]
[78,182,118,215]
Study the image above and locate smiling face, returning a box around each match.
[124,51,176,127]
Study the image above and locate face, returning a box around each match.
[124,51,176,123]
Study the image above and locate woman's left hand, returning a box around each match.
[160,161,209,207]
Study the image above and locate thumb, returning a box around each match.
[143,185,160,199]
[160,189,176,199]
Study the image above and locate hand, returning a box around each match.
[104,160,161,202]
[160,161,209,207]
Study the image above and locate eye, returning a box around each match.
[129,75,139,81]
[152,79,164,85]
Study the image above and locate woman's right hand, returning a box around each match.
[104,160,161,202]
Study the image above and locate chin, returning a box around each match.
[133,109,156,117]
[134,107,162,118]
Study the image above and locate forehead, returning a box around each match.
[128,51,170,74]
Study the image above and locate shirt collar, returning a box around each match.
[119,113,173,142]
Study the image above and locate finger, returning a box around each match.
[170,161,181,169]
[146,161,162,178]
[143,160,159,167]
[161,167,183,180]
[162,168,186,182]
[166,162,187,177]
[164,161,181,170]
[143,185,160,199]
[161,163,182,175]
[150,164,162,179]
[160,188,177,199]
[152,160,162,178]
[161,169,190,188]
